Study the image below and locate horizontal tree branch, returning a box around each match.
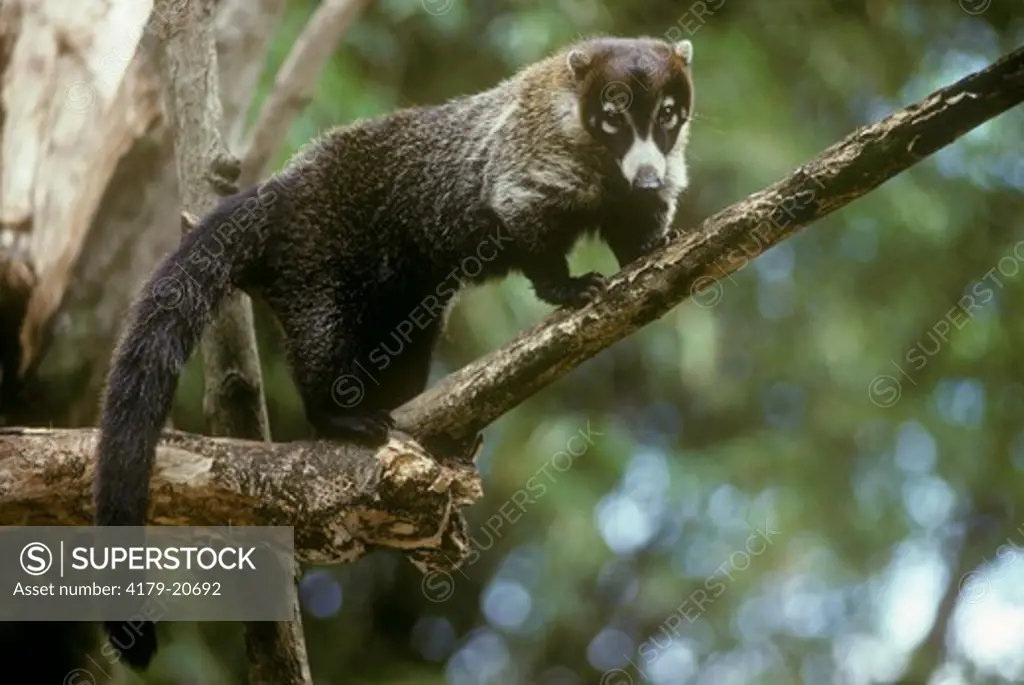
[0,427,481,569]
[393,44,1024,448]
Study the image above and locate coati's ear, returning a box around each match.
[566,48,592,79]
[673,39,694,67]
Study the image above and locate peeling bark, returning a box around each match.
[0,0,162,392]
[0,426,481,568]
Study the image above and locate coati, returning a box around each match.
[94,35,695,669]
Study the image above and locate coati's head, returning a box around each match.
[566,37,694,192]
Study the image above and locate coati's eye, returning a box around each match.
[657,105,678,129]
[601,110,624,134]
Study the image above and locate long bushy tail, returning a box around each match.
[93,183,277,669]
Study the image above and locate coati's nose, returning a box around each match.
[632,165,663,191]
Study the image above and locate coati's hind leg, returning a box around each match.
[296,345,397,446]
[361,316,485,463]
[279,296,441,446]
[266,294,387,444]
[312,404,396,445]
[354,310,443,409]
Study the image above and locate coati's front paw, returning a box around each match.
[563,271,607,307]
[318,410,395,445]
[638,230,677,257]
[537,271,607,308]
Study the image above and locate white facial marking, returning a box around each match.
[600,100,624,133]
[619,96,667,186]
[661,119,691,202]
[674,39,694,66]
[620,136,666,185]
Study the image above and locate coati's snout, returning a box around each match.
[632,164,663,191]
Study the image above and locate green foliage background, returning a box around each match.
[154,1,1024,683]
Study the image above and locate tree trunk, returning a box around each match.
[0,0,283,428]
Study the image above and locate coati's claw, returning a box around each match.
[322,410,395,445]
[536,271,608,308]
[566,271,607,306]
[645,229,680,256]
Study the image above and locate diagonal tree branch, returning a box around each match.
[215,0,289,148]
[393,44,1024,449]
[238,0,370,187]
